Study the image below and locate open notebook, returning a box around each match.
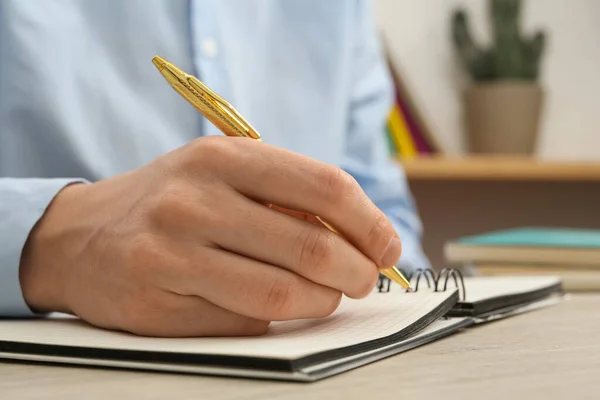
[0,270,563,382]
[0,288,465,382]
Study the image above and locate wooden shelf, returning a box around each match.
[398,155,600,181]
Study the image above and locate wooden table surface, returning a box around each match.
[2,294,599,399]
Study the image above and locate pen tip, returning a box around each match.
[152,55,167,72]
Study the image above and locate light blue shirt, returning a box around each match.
[0,0,429,317]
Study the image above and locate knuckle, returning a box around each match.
[317,166,356,202]
[297,229,335,276]
[188,136,236,166]
[263,279,296,320]
[148,183,193,226]
[365,211,395,256]
[178,136,249,182]
[153,183,183,212]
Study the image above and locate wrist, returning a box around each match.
[19,182,87,314]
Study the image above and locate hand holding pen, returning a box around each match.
[19,57,406,339]
[152,56,411,289]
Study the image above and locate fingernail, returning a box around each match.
[381,237,402,267]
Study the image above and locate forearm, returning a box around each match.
[0,177,86,316]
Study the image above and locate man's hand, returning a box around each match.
[19,137,402,337]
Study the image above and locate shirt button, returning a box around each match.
[201,38,218,58]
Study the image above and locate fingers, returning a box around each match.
[185,136,402,269]
[117,291,270,338]
[200,194,380,299]
[164,246,343,322]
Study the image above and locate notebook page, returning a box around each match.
[462,276,561,303]
[0,289,455,360]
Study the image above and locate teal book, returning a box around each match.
[445,227,600,267]
[457,227,600,249]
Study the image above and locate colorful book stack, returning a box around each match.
[385,90,431,158]
[383,54,443,158]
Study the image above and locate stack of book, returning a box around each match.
[444,227,600,292]
[384,56,443,158]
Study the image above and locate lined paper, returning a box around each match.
[0,289,455,360]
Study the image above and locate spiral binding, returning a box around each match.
[376,268,466,301]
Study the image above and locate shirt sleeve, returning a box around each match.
[0,178,86,317]
[341,0,431,273]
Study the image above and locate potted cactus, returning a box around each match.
[451,0,546,154]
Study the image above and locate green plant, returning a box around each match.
[451,0,546,82]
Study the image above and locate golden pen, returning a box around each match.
[151,55,413,291]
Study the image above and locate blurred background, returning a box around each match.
[372,0,600,289]
[375,0,600,158]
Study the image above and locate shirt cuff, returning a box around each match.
[0,178,87,317]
